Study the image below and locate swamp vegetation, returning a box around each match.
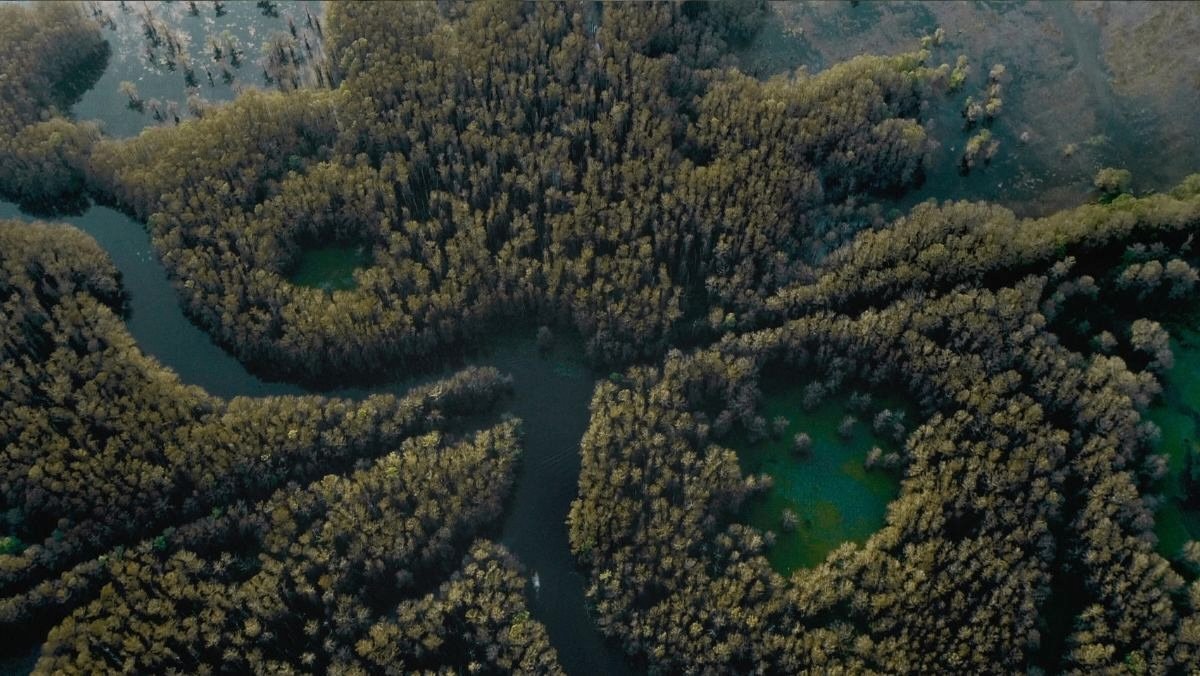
[2,1,1200,674]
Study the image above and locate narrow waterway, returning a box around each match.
[0,200,634,675]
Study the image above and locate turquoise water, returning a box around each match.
[732,374,908,574]
[289,244,370,291]
[1147,324,1200,561]
[6,0,1199,670]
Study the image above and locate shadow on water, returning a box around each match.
[14,2,1197,672]
[0,199,635,676]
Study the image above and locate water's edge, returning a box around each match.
[0,200,634,675]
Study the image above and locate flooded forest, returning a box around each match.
[2,1,1200,674]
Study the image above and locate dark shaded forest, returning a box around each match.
[3,0,1200,674]
[0,3,107,213]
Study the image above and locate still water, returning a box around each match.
[289,244,372,291]
[73,0,325,138]
[732,376,908,574]
[1148,324,1200,560]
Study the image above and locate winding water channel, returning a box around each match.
[6,2,1199,671]
[0,200,634,675]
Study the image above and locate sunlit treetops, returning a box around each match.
[5,2,1200,673]
[34,424,561,674]
[569,181,1200,673]
[59,0,949,385]
[0,218,549,670]
[0,3,106,136]
[0,3,107,211]
[766,180,1200,319]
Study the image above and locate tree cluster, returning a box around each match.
[568,178,1200,673]
[35,424,559,674]
[8,2,1199,672]
[0,219,546,670]
[766,183,1200,320]
[79,0,941,383]
[0,2,107,211]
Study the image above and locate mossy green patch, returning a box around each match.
[731,374,909,574]
[289,245,371,292]
[1148,322,1200,560]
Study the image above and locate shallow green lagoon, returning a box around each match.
[1148,323,1200,560]
[288,245,371,291]
[732,376,907,574]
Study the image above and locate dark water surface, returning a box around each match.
[1,2,635,667]
[0,199,634,675]
[289,244,371,291]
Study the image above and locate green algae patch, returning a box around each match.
[289,245,371,292]
[732,375,908,574]
[1148,323,1200,560]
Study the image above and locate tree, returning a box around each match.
[1128,318,1173,372]
[537,325,555,354]
[792,432,812,458]
[771,415,790,439]
[118,80,142,112]
[1094,167,1132,196]
[837,415,857,440]
[780,508,799,532]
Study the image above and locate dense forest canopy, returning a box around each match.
[2,0,1200,674]
[569,182,1200,672]
[0,218,556,673]
[0,2,108,212]
[12,0,940,384]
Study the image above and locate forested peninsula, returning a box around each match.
[2,1,1200,674]
[570,182,1200,672]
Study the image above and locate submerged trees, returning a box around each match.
[4,1,1199,673]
